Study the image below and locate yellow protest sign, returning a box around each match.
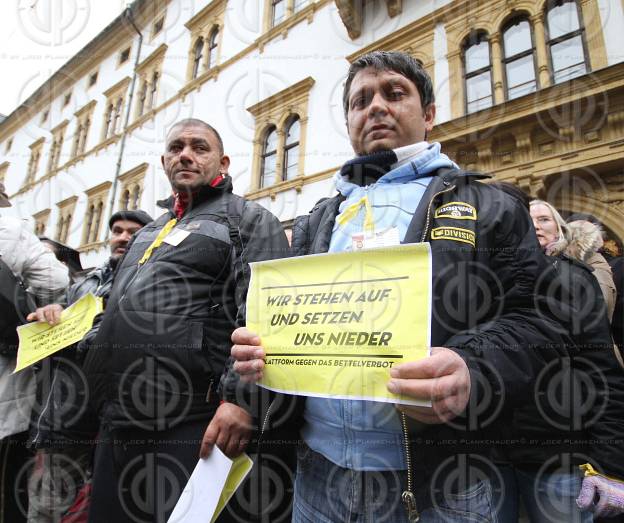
[246,243,431,405]
[14,293,104,373]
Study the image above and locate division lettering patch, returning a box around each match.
[434,201,477,220]
[431,226,476,247]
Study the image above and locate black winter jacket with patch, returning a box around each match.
[84,178,289,431]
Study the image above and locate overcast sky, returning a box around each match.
[0,0,127,116]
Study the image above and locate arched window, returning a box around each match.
[463,32,493,113]
[207,27,219,69]
[80,117,91,154]
[271,0,286,27]
[148,71,159,110]
[283,116,300,181]
[113,98,123,134]
[260,126,278,188]
[104,103,114,138]
[546,0,587,83]
[91,201,103,243]
[137,79,148,116]
[131,184,141,210]
[192,37,204,79]
[503,18,537,99]
[121,189,130,210]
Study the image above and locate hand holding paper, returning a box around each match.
[200,402,252,459]
[231,327,265,383]
[389,347,471,424]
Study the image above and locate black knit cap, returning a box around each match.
[108,209,153,230]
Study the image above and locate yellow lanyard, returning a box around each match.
[138,218,177,265]
[335,195,375,233]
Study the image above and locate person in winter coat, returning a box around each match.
[0,182,69,522]
[525,198,624,521]
[25,209,153,523]
[566,219,617,321]
[219,51,573,523]
[81,119,289,523]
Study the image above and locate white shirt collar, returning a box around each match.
[392,142,430,169]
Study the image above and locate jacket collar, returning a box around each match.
[157,176,234,213]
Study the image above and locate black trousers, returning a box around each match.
[88,419,242,523]
[0,431,31,523]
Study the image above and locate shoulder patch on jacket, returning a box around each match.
[434,201,477,220]
[431,226,476,247]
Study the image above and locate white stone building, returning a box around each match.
[1,0,623,268]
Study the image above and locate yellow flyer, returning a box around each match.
[246,243,431,405]
[14,293,104,373]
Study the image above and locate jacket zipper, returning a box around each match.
[257,398,275,448]
[401,412,419,522]
[399,182,457,522]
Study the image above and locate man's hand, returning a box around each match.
[387,347,471,424]
[577,474,624,518]
[231,327,265,383]
[200,402,252,459]
[26,304,64,325]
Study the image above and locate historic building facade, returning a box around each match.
[1,0,622,266]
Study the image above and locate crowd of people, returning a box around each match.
[0,50,622,523]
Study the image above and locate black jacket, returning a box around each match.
[223,167,573,508]
[500,254,624,477]
[84,178,289,431]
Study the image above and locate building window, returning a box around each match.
[88,71,98,87]
[283,116,300,181]
[24,138,44,187]
[119,46,131,65]
[102,78,130,140]
[247,77,314,190]
[184,0,226,81]
[82,182,112,246]
[63,92,72,107]
[260,126,278,188]
[463,32,493,114]
[47,120,68,173]
[134,44,166,119]
[41,110,49,124]
[118,163,148,211]
[271,0,287,27]
[207,27,219,69]
[33,209,51,236]
[55,195,78,244]
[152,16,165,38]
[192,36,204,78]
[546,0,587,83]
[293,0,308,12]
[72,101,96,158]
[502,18,537,100]
[4,138,12,153]
[0,162,9,184]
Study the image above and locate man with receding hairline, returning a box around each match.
[82,119,289,523]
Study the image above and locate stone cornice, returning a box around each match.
[247,77,315,117]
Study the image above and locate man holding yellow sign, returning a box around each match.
[219,51,571,522]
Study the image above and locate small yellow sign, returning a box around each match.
[210,453,254,523]
[14,293,104,373]
[246,244,432,405]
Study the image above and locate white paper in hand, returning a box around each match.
[167,447,232,523]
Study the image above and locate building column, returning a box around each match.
[446,48,464,119]
[580,0,608,70]
[531,14,551,89]
[489,33,505,105]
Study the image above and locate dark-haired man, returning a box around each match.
[225,51,571,522]
[82,119,288,523]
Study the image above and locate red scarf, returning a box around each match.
[173,175,224,219]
